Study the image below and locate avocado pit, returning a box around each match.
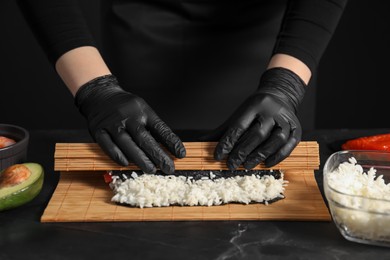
[0,164,31,188]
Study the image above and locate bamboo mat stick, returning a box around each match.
[55,149,319,158]
[54,143,319,159]
[54,142,319,171]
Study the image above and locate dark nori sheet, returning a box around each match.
[110,169,282,181]
[110,169,285,207]
[115,197,283,208]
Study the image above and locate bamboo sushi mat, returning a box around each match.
[54,142,320,171]
[41,169,330,222]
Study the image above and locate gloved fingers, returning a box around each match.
[243,122,289,169]
[214,106,259,161]
[128,123,176,174]
[227,118,274,170]
[95,129,129,166]
[264,122,302,167]
[214,126,246,161]
[109,128,157,174]
[149,117,186,159]
[198,99,258,142]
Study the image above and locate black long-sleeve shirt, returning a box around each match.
[17,0,347,73]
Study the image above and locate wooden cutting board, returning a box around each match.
[41,169,330,222]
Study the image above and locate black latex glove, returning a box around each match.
[204,67,306,170]
[75,75,186,174]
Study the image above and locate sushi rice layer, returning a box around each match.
[108,170,288,208]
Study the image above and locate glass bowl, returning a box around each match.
[0,124,29,171]
[323,150,390,247]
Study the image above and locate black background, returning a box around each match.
[0,0,389,131]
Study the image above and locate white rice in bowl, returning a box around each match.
[325,157,390,242]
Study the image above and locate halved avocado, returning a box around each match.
[0,163,44,211]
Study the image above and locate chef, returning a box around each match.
[17,0,347,174]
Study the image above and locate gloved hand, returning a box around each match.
[203,67,306,170]
[75,75,186,174]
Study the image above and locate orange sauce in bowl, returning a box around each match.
[0,136,16,149]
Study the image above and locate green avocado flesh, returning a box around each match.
[0,163,44,211]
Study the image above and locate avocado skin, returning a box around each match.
[0,163,44,211]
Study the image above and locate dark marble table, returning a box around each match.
[1,129,390,259]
